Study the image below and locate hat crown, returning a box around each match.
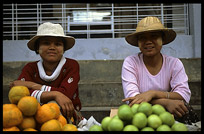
[37,22,65,36]
[27,22,75,51]
[136,16,165,33]
[125,16,176,47]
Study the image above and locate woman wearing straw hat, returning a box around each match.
[10,22,82,125]
[122,16,191,118]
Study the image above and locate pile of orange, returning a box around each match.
[3,86,78,131]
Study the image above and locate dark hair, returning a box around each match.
[34,37,66,54]
[34,38,40,54]
[160,31,166,43]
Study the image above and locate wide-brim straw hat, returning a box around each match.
[125,16,176,47]
[27,22,75,51]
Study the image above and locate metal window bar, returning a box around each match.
[3,3,189,40]
[87,4,90,38]
[111,3,115,38]
[15,4,18,40]
[11,4,14,40]
[161,3,164,24]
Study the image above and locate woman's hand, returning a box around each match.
[10,80,26,88]
[10,80,33,89]
[122,90,154,106]
[165,99,188,118]
[54,92,75,118]
[10,80,42,90]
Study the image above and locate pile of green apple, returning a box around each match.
[89,102,188,131]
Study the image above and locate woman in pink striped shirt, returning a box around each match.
[122,16,191,118]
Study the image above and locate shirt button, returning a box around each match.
[73,93,77,99]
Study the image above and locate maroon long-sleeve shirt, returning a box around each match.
[17,57,81,111]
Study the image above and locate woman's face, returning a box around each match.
[38,37,64,63]
[138,32,163,57]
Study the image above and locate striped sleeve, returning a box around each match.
[40,85,51,92]
[31,90,43,104]
[31,85,51,104]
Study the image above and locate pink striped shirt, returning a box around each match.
[121,52,191,103]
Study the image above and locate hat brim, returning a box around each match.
[27,35,75,51]
[125,29,176,47]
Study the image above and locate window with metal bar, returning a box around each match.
[3,3,189,40]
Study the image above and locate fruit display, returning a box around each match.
[89,102,188,131]
[8,86,30,104]
[3,86,78,131]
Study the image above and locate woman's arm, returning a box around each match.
[10,62,43,93]
[40,91,75,118]
[10,80,42,90]
[121,56,140,101]
[150,98,188,118]
[151,90,185,100]
[10,79,76,118]
[169,59,191,103]
[122,90,185,106]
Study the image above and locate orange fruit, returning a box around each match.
[18,116,36,130]
[3,126,20,131]
[62,124,78,131]
[3,104,23,128]
[57,114,67,127]
[47,102,61,119]
[41,119,62,131]
[35,103,58,124]
[8,86,30,104]
[23,128,38,131]
[17,96,38,116]
[37,102,41,109]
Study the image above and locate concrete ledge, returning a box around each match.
[180,58,201,82]
[3,58,201,85]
